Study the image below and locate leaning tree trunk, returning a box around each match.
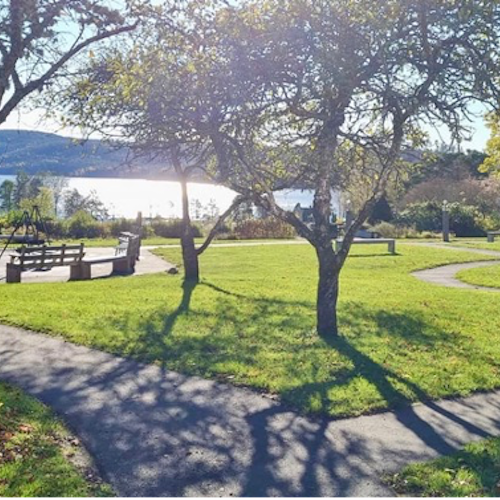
[180,177,200,282]
[315,242,340,338]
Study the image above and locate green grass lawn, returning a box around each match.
[449,238,500,252]
[457,263,500,289]
[388,437,500,497]
[0,382,111,497]
[52,237,182,248]
[0,244,499,418]
[51,237,297,248]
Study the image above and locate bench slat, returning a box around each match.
[13,245,84,254]
[9,243,85,270]
[82,256,127,264]
[335,238,396,254]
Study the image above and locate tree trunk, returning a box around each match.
[315,243,340,337]
[180,177,199,282]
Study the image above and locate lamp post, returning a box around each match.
[345,199,353,230]
[442,200,450,243]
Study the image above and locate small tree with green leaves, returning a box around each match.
[62,0,500,336]
[60,5,246,281]
[203,0,500,336]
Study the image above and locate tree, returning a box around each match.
[19,186,55,218]
[60,5,246,282]
[5,170,67,215]
[61,0,500,335]
[482,113,500,177]
[40,173,68,217]
[0,0,136,126]
[201,0,500,336]
[408,150,488,187]
[0,179,14,211]
[63,188,108,220]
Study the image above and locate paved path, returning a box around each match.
[1,326,500,497]
[0,247,172,284]
[413,260,500,291]
[415,242,500,258]
[411,243,500,291]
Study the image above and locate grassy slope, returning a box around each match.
[389,437,500,497]
[0,244,499,418]
[457,264,500,289]
[0,382,111,497]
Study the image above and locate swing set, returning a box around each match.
[0,206,50,260]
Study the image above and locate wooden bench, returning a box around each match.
[487,231,500,243]
[335,237,396,254]
[115,232,141,260]
[6,244,85,283]
[71,234,141,281]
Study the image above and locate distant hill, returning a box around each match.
[0,130,174,179]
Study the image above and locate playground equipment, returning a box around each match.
[0,206,50,260]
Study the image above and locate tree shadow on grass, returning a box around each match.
[4,279,500,496]
[96,280,498,421]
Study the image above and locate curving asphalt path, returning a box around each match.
[2,325,500,497]
[413,260,500,292]
[411,243,500,291]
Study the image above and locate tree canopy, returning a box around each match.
[0,0,136,125]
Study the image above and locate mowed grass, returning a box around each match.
[52,237,297,248]
[457,263,500,289]
[52,237,182,248]
[0,244,499,417]
[450,238,500,252]
[0,382,111,497]
[389,437,500,497]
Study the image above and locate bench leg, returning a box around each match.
[6,264,21,283]
[112,258,131,275]
[388,241,396,254]
[69,264,83,281]
[488,234,495,243]
[80,262,92,280]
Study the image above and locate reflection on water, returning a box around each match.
[0,175,341,219]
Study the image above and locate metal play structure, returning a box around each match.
[0,206,50,260]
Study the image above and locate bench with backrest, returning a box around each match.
[71,234,141,281]
[487,231,500,243]
[335,237,396,254]
[115,232,141,259]
[6,244,85,283]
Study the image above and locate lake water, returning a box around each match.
[0,174,341,219]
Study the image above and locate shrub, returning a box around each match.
[44,219,67,239]
[66,211,104,239]
[151,218,203,238]
[141,224,156,239]
[232,217,297,239]
[396,201,487,237]
[368,196,394,224]
[109,218,136,237]
[369,222,420,239]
